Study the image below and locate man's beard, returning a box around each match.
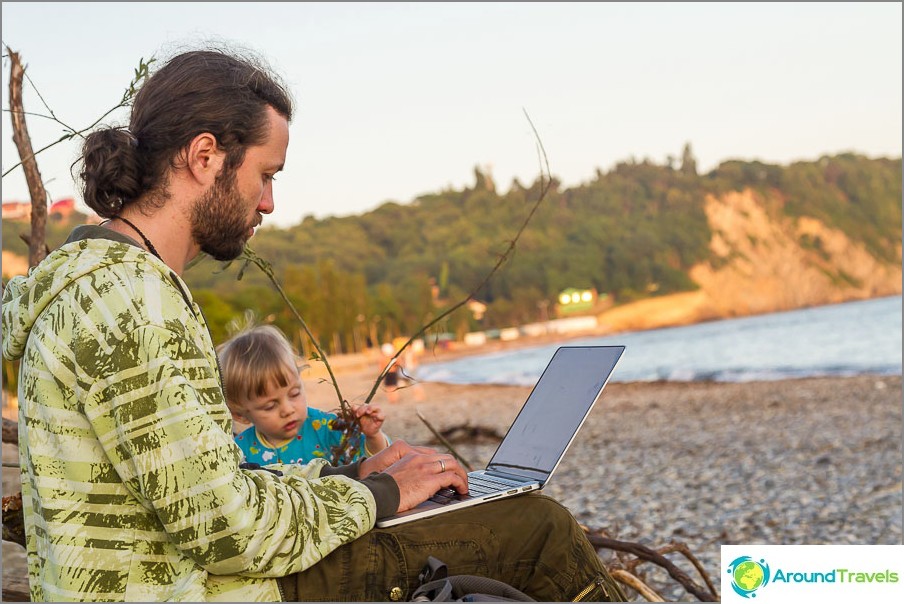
[190,169,257,261]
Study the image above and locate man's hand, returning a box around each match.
[358,440,470,513]
[380,450,469,513]
[359,440,434,476]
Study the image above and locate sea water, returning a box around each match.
[414,296,903,386]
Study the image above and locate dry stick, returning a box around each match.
[414,409,474,471]
[584,532,718,602]
[236,248,347,411]
[242,111,553,464]
[235,251,363,464]
[2,417,19,446]
[608,569,665,602]
[360,109,553,409]
[652,542,719,599]
[8,49,49,267]
[1,51,153,179]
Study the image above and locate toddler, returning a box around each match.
[218,325,390,465]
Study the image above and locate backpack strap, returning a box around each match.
[410,557,535,602]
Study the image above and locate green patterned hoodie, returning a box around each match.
[2,227,397,601]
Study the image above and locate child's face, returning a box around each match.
[241,373,308,443]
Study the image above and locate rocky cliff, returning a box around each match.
[597,188,902,333]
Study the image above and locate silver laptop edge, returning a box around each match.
[376,345,625,528]
[485,345,625,485]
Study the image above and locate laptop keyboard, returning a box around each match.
[429,474,526,505]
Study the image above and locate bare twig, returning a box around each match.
[239,111,554,464]
[360,110,553,408]
[22,66,77,133]
[1,51,154,178]
[232,248,361,464]
[583,530,718,602]
[8,48,49,267]
[650,542,719,598]
[2,108,62,122]
[235,248,347,410]
[609,569,665,602]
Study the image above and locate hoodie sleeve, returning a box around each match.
[85,321,376,577]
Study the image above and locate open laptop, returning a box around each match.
[376,345,625,528]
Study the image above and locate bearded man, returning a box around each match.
[2,48,624,602]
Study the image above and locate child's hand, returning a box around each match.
[355,403,385,437]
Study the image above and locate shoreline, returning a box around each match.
[302,294,902,387]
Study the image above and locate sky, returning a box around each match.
[1,2,901,228]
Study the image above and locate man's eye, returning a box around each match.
[264,174,277,182]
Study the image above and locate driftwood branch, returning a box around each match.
[583,529,719,602]
[1,574,30,603]
[609,569,665,602]
[2,492,25,547]
[640,541,719,598]
[2,417,18,446]
[8,49,48,267]
[437,423,504,445]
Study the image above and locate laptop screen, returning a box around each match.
[486,346,624,482]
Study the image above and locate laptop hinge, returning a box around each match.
[485,466,547,483]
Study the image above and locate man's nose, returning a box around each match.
[258,182,274,215]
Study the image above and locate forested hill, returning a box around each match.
[3,152,901,353]
[175,152,900,347]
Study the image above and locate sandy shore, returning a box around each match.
[4,362,901,601]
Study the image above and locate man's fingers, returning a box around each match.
[437,454,469,491]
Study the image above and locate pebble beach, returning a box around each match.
[3,365,901,601]
[303,366,903,600]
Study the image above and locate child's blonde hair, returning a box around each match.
[217,325,304,413]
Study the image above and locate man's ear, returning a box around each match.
[185,132,226,185]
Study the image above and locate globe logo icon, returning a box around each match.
[727,556,771,598]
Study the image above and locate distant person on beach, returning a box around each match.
[380,342,402,403]
[379,338,427,403]
[1,47,624,601]
[219,325,392,465]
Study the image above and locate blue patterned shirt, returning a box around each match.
[235,407,388,465]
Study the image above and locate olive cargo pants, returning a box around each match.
[280,494,626,602]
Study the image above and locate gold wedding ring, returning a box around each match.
[438,459,446,473]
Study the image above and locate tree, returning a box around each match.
[681,142,697,176]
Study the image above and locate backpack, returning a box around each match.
[409,556,535,602]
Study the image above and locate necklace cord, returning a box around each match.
[112,215,163,260]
